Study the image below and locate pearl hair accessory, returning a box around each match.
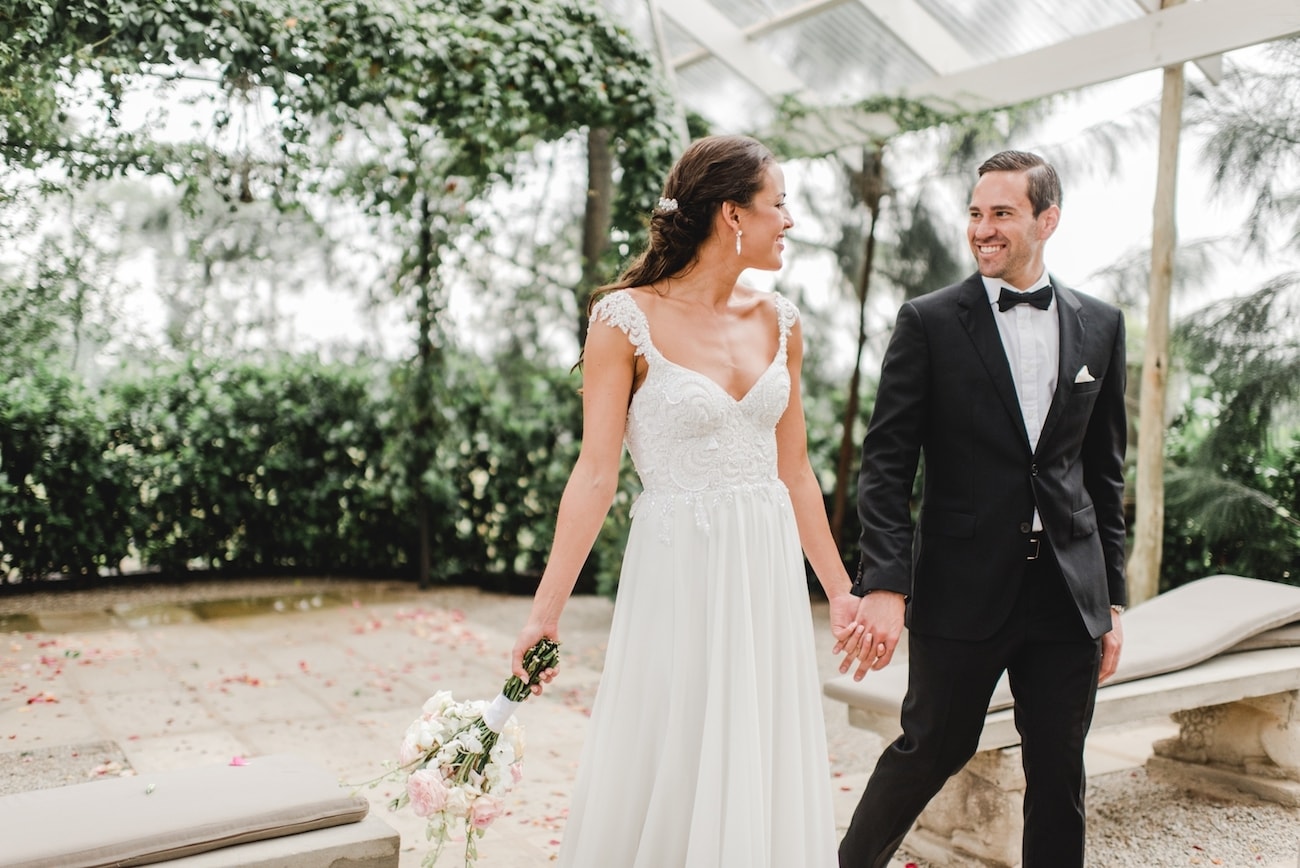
[655,197,679,214]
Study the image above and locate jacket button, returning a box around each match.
[1019,522,1031,533]
[1030,464,1039,477]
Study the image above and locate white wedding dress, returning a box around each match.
[557,289,837,868]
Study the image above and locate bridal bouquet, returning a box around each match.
[372,638,560,867]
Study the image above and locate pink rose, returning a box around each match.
[469,795,503,829]
[406,769,449,818]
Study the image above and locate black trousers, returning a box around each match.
[839,548,1104,868]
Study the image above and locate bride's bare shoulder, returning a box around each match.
[731,284,782,319]
[622,285,663,309]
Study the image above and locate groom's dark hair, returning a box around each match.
[978,150,1061,216]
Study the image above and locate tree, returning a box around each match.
[4,0,682,587]
[1192,38,1300,254]
[1155,36,1300,586]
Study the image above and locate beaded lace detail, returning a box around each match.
[589,289,797,538]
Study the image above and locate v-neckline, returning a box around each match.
[623,291,783,404]
[654,353,781,405]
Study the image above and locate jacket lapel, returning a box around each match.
[955,275,1026,445]
[1036,277,1085,453]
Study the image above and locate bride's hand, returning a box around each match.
[829,592,866,663]
[512,622,561,695]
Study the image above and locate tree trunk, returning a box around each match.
[414,195,439,589]
[1128,15,1186,604]
[576,128,614,347]
[830,145,885,548]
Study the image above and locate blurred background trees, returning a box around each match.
[1,3,1296,593]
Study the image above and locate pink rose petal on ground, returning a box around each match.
[229,756,248,766]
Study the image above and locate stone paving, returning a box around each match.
[2,579,1297,867]
[0,579,920,866]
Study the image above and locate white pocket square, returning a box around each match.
[1074,365,1096,384]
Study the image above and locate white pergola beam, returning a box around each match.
[669,0,846,70]
[1130,0,1222,83]
[908,0,1297,111]
[655,0,806,98]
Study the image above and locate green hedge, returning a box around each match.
[0,351,623,592]
[0,363,133,581]
[107,357,405,576]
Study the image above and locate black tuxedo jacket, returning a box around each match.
[855,273,1128,641]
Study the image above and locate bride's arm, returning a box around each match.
[775,319,868,666]
[510,319,634,691]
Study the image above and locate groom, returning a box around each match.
[839,151,1128,868]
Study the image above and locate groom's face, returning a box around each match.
[967,170,1059,289]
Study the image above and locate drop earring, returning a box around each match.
[735,229,743,256]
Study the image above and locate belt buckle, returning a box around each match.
[1026,537,1040,560]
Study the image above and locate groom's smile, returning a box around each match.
[967,169,1059,289]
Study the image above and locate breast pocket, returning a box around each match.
[1071,380,1102,396]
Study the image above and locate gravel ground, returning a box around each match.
[3,577,1299,867]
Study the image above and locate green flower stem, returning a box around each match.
[471,638,560,773]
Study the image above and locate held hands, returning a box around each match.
[837,590,905,681]
[829,592,867,664]
[511,622,561,695]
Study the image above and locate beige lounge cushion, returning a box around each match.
[826,574,1300,717]
[1107,574,1300,682]
[1232,622,1300,651]
[1,754,370,868]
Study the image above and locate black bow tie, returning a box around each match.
[997,285,1053,312]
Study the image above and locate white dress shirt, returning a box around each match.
[983,272,1059,531]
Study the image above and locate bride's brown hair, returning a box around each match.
[588,135,775,314]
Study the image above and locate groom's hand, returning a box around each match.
[847,590,906,681]
[1098,608,1124,684]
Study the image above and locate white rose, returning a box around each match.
[444,786,471,818]
[422,691,455,717]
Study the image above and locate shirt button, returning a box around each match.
[1019,522,1031,533]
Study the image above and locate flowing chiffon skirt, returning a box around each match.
[557,484,838,868]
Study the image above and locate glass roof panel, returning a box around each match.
[757,2,936,102]
[703,0,787,30]
[911,0,1144,64]
[598,0,1279,147]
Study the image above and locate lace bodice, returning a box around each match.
[590,289,797,505]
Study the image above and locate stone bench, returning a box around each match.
[824,575,1300,867]
[0,753,399,868]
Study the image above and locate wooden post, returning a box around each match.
[1128,0,1187,604]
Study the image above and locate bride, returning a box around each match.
[511,134,869,867]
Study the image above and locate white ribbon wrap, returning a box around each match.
[482,692,521,734]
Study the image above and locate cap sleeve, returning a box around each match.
[589,290,651,357]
